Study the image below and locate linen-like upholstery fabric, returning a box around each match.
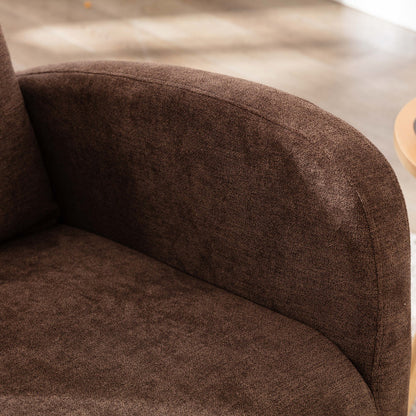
[0,225,377,416]
[18,62,411,416]
[0,28,56,242]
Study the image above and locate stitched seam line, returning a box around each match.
[352,127,410,415]
[356,190,381,411]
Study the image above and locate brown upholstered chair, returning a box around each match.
[0,25,411,416]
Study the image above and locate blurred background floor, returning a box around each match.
[1,0,416,412]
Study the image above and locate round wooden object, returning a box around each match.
[395,97,416,177]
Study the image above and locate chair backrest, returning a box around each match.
[0,26,56,242]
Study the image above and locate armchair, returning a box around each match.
[0,25,411,416]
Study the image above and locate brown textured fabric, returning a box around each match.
[17,62,411,415]
[0,28,57,242]
[0,225,377,416]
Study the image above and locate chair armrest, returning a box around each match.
[18,61,410,416]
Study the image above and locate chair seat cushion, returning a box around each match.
[0,226,376,416]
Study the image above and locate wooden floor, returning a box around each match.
[2,0,416,230]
